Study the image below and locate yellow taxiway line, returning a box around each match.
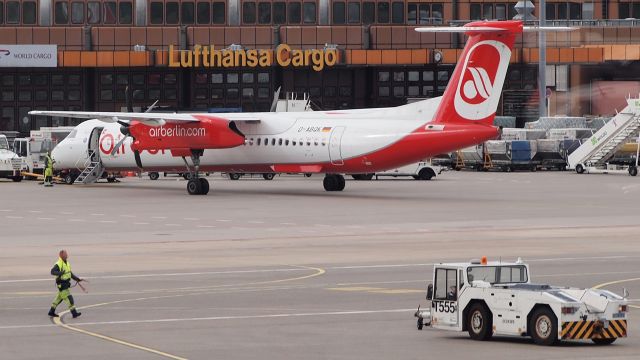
[593,277,640,309]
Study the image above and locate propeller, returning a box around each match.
[269,86,282,112]
[109,87,158,169]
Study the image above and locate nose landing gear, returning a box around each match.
[323,174,345,191]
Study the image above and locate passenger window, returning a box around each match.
[264,138,268,146]
[292,140,297,146]
[257,138,261,145]
[150,2,163,23]
[166,1,179,24]
[119,1,133,24]
[278,138,283,146]
[55,2,69,24]
[314,139,318,146]
[285,139,289,146]
[22,1,36,24]
[197,2,210,23]
[249,138,254,145]
[271,138,276,146]
[103,1,117,24]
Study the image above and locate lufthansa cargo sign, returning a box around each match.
[168,44,338,71]
[0,45,57,67]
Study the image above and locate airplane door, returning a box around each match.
[329,126,345,165]
[88,127,103,162]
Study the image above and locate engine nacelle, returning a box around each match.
[128,116,245,153]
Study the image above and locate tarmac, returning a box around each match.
[0,171,639,359]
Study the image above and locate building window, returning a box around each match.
[86,2,99,23]
[103,1,117,24]
[273,1,285,23]
[181,2,194,24]
[391,1,403,23]
[212,2,225,23]
[362,1,374,23]
[258,2,271,24]
[70,2,84,24]
[377,2,389,23]
[333,1,345,24]
[289,1,301,23]
[347,2,360,23]
[150,1,162,23]
[408,3,442,24]
[0,2,3,24]
[303,2,316,23]
[22,1,36,24]
[470,3,515,20]
[196,1,210,23]
[119,1,132,24]
[55,2,69,24]
[243,1,256,23]
[166,1,179,24]
[545,2,582,20]
[5,1,19,23]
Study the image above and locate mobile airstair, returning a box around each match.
[567,98,640,176]
[74,150,105,183]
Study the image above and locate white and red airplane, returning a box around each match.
[32,21,524,195]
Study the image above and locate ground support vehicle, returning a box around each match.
[0,135,27,182]
[12,127,74,176]
[372,161,443,180]
[415,258,629,345]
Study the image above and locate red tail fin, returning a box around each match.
[419,21,522,125]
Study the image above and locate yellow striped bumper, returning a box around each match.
[561,320,627,340]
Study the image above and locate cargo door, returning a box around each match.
[329,126,345,165]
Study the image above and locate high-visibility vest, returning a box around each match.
[55,258,72,281]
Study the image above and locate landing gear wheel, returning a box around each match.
[263,173,275,180]
[530,307,558,346]
[107,176,116,183]
[198,178,209,195]
[323,175,345,192]
[187,179,202,195]
[64,173,75,185]
[576,164,585,174]
[417,168,434,180]
[304,173,312,178]
[11,176,23,182]
[229,173,241,180]
[467,303,493,341]
[592,338,616,345]
[629,166,638,176]
[149,172,160,180]
[362,173,374,180]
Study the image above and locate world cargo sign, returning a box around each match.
[168,44,338,71]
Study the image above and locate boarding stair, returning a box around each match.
[568,98,640,171]
[75,150,105,184]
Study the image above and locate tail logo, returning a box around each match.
[454,40,511,121]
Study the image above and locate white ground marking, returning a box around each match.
[90,213,105,216]
[280,222,296,225]
[165,224,181,227]
[0,309,415,330]
[133,222,149,225]
[60,211,73,215]
[5,216,23,219]
[197,225,215,228]
[99,220,117,224]
[36,217,54,220]
[120,214,136,218]
[248,221,265,224]
[151,216,167,219]
[216,219,231,222]
[68,219,85,222]
[28,210,42,213]
[183,218,199,221]
[0,209,12,212]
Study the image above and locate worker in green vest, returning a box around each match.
[44,151,54,187]
[48,250,83,318]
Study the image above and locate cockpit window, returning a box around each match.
[0,137,9,150]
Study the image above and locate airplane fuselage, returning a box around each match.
[53,98,498,175]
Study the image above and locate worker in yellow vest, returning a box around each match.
[48,250,83,318]
[44,151,54,187]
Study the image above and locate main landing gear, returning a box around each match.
[323,174,345,192]
[182,150,209,195]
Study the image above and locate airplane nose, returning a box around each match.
[51,144,64,169]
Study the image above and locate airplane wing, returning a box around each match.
[28,110,261,125]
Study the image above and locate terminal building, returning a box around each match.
[1,0,639,135]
